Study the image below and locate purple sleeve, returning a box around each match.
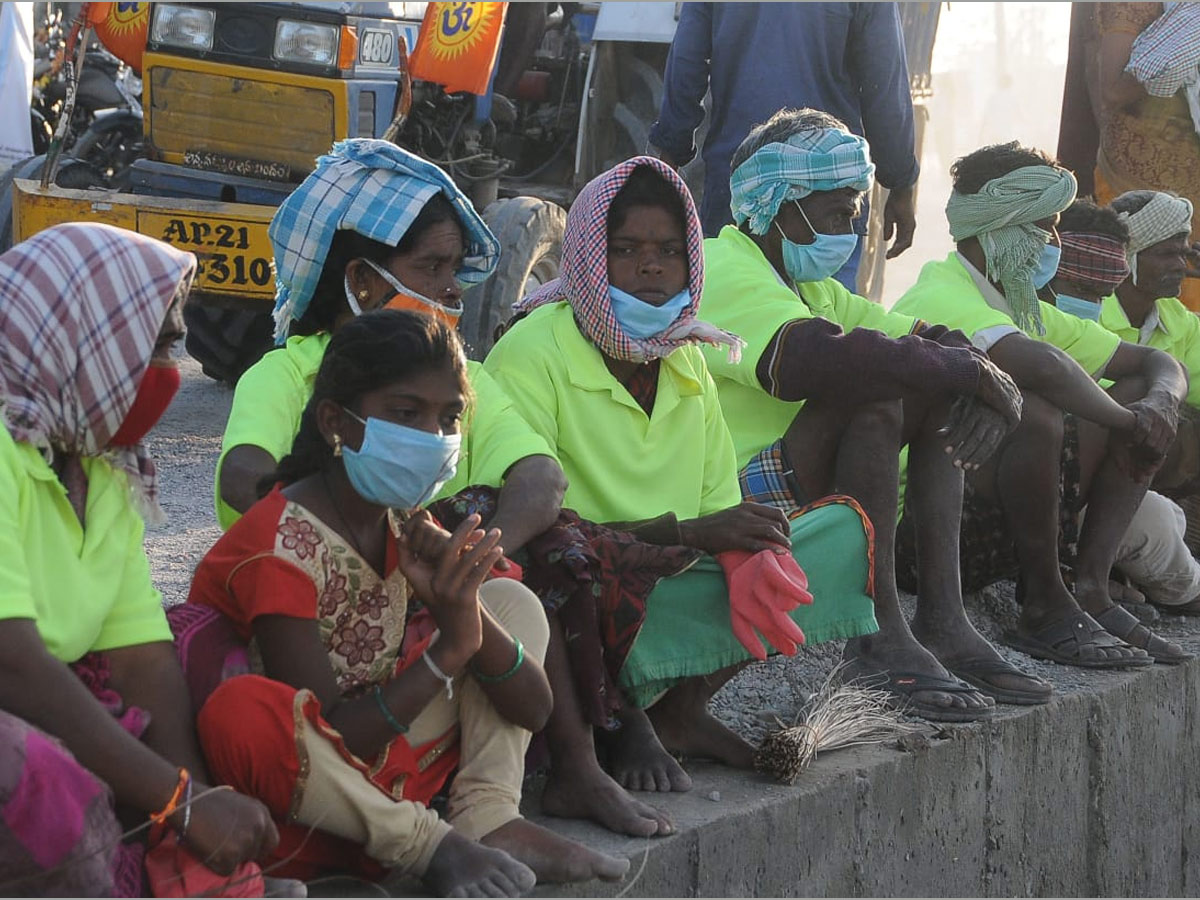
[756,317,982,405]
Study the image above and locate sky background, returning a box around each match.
[882,1,1074,305]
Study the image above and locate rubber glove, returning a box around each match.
[716,549,813,661]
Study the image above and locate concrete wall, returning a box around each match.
[532,660,1199,897]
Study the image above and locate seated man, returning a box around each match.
[893,141,1191,666]
[700,108,1037,718]
[1101,192,1200,569]
[1050,199,1200,615]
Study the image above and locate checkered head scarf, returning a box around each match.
[946,165,1077,335]
[1117,191,1194,286]
[269,138,500,343]
[513,157,743,363]
[0,223,196,523]
[729,127,875,236]
[1057,232,1131,294]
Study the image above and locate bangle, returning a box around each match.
[180,773,194,838]
[373,684,409,734]
[422,650,455,700]
[470,637,525,684]
[150,767,190,827]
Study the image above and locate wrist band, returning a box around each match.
[423,650,455,700]
[373,684,409,734]
[150,767,190,827]
[470,637,526,684]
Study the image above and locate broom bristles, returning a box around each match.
[754,663,921,784]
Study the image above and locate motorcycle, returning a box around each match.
[30,3,143,187]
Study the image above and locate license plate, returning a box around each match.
[183,149,291,182]
[138,210,276,297]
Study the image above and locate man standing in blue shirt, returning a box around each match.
[648,2,921,289]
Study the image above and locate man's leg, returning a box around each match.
[783,399,993,719]
[902,394,1050,702]
[1108,491,1200,609]
[967,392,1147,666]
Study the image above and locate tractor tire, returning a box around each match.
[0,155,107,252]
[183,304,275,385]
[460,196,565,360]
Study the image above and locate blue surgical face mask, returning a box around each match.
[341,410,461,510]
[1055,293,1102,321]
[774,201,859,283]
[1032,243,1062,289]
[607,284,691,339]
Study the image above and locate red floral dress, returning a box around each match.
[188,486,430,696]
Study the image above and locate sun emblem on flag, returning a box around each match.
[428,2,502,60]
[104,2,149,35]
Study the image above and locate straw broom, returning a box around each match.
[755,664,921,784]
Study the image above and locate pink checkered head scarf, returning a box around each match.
[514,157,743,363]
[0,223,196,522]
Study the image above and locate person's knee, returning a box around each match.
[479,579,550,663]
[850,399,904,436]
[1013,391,1064,445]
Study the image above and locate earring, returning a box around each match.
[357,290,370,301]
[332,434,343,457]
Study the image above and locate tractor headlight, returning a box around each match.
[273,20,339,66]
[150,5,216,51]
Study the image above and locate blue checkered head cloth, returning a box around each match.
[729,128,875,236]
[269,138,501,342]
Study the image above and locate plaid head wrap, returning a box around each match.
[1057,231,1131,294]
[512,157,743,363]
[729,128,875,236]
[946,165,1077,335]
[1126,2,1200,137]
[1117,191,1194,285]
[0,223,197,523]
[269,138,500,343]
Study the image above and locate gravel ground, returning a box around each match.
[145,356,1200,746]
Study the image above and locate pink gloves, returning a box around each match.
[716,549,813,661]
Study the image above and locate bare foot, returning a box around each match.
[645,697,755,770]
[424,829,536,898]
[605,706,694,793]
[482,818,630,884]
[541,764,674,837]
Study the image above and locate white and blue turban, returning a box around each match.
[729,128,875,236]
[269,138,500,343]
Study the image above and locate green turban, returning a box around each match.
[946,165,1077,334]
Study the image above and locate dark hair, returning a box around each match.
[950,141,1059,195]
[607,165,688,239]
[1058,199,1130,243]
[1109,190,1158,217]
[730,107,848,173]
[291,193,465,337]
[264,309,471,493]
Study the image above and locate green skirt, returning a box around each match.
[618,499,879,709]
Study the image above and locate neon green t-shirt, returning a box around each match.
[215,333,554,530]
[483,301,743,523]
[0,424,170,661]
[699,226,918,469]
[1100,294,1200,409]
[892,253,1121,378]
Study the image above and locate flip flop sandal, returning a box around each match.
[865,671,996,724]
[1004,611,1154,669]
[947,658,1052,706]
[1109,578,1160,625]
[1093,605,1195,665]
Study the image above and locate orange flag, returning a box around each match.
[409,2,508,96]
[85,2,150,74]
